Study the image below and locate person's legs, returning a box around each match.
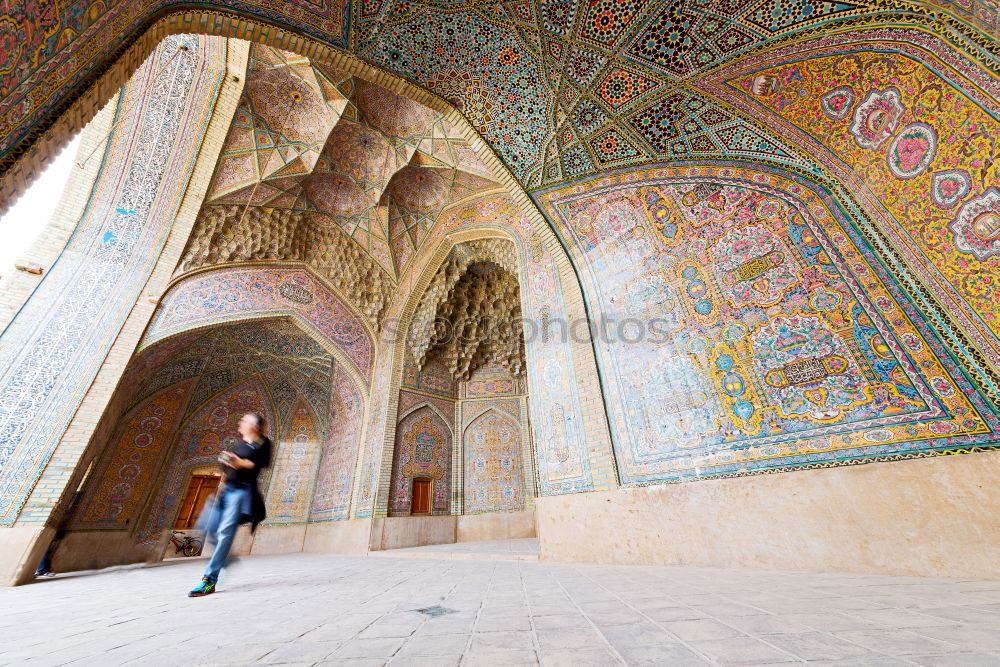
[201,494,223,548]
[190,488,245,597]
[35,547,53,576]
[203,487,244,581]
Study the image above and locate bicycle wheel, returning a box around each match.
[184,539,203,557]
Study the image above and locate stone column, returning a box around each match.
[0,36,248,586]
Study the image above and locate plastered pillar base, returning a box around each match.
[302,518,373,554]
[537,450,1000,578]
[457,510,536,541]
[366,510,539,551]
[250,524,307,555]
[0,526,53,586]
[370,516,456,551]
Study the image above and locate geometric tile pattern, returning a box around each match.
[0,0,996,199]
[77,381,196,529]
[351,0,945,186]
[624,89,803,165]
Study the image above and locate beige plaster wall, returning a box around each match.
[367,510,538,551]
[303,519,373,555]
[49,531,153,574]
[0,527,51,586]
[537,451,1000,578]
[49,523,255,577]
[250,524,308,555]
[370,516,457,551]
[458,510,536,542]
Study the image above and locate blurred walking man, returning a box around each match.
[189,412,271,597]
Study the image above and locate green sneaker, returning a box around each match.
[188,577,216,597]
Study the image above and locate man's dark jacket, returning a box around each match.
[224,436,272,532]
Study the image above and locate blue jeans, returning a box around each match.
[202,485,247,582]
[36,547,53,575]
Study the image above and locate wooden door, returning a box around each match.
[175,474,221,529]
[411,477,432,515]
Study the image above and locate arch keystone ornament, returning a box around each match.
[820,87,854,120]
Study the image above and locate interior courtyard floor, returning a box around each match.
[2,544,999,667]
[368,538,540,561]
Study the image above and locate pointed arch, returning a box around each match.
[72,379,197,530]
[398,400,454,433]
[266,396,323,524]
[389,405,452,516]
[463,408,525,515]
[140,265,374,386]
[135,378,275,544]
[310,364,366,521]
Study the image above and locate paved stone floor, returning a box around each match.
[369,539,540,561]
[2,549,999,666]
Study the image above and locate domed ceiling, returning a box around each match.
[351,0,997,188]
[201,46,500,279]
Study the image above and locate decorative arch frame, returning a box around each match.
[388,402,454,516]
[373,227,519,519]
[129,312,373,533]
[167,261,380,339]
[364,206,615,518]
[95,312,365,544]
[533,160,1000,486]
[267,395,325,524]
[71,378,198,531]
[536,158,1000,409]
[69,308,357,539]
[140,264,375,392]
[461,406,529,516]
[4,5,996,539]
[134,376,277,545]
[398,400,454,430]
[311,363,368,521]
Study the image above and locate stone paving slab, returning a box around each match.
[369,539,540,562]
[1,551,998,666]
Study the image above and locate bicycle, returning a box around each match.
[169,530,203,557]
